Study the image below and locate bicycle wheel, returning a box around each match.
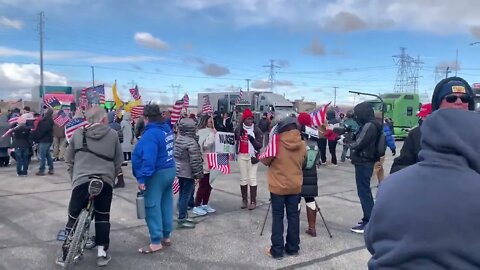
[64,209,89,269]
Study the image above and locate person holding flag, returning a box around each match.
[260,117,306,259]
[234,108,263,210]
[32,108,55,176]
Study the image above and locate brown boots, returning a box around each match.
[248,186,257,210]
[240,185,257,210]
[240,185,248,209]
[306,206,317,237]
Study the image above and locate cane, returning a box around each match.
[260,200,271,236]
[315,200,333,238]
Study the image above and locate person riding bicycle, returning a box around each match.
[56,107,123,267]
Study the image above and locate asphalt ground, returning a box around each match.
[0,143,400,270]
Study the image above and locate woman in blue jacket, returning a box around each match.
[132,104,176,254]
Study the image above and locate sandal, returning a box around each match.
[161,239,172,247]
[138,245,163,254]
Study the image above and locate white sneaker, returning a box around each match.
[201,205,216,213]
[192,206,207,216]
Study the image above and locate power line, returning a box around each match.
[263,60,281,93]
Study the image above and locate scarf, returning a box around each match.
[243,123,256,157]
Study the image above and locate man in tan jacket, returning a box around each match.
[261,117,306,259]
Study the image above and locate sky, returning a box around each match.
[1,0,480,106]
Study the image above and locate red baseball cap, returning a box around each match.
[417,103,432,118]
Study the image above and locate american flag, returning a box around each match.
[233,89,244,111]
[311,102,332,127]
[65,118,88,142]
[207,153,231,174]
[202,95,213,115]
[44,96,61,109]
[183,93,189,109]
[131,105,144,120]
[129,85,142,101]
[79,88,88,108]
[172,177,180,194]
[170,99,184,125]
[81,85,106,106]
[54,110,70,127]
[8,113,19,124]
[259,126,279,159]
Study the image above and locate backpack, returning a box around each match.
[304,139,319,170]
[373,122,387,160]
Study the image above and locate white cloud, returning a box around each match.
[134,32,169,50]
[0,16,23,30]
[0,63,67,98]
[173,0,480,35]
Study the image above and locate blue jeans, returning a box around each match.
[144,167,176,244]
[270,193,301,258]
[38,142,53,172]
[355,163,375,224]
[177,177,195,220]
[15,148,30,175]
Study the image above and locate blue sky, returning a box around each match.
[1,0,480,105]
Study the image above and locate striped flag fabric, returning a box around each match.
[207,153,231,174]
[129,85,142,101]
[183,93,189,109]
[65,118,88,142]
[81,85,106,106]
[131,105,144,120]
[79,88,88,108]
[311,101,332,127]
[172,177,180,194]
[259,126,279,159]
[202,95,213,115]
[233,89,244,111]
[54,110,70,127]
[44,96,61,109]
[170,99,184,125]
[1,127,14,138]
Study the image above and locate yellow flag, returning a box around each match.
[124,99,142,112]
[112,81,124,110]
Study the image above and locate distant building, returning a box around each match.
[293,99,317,112]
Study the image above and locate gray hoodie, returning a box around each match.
[65,124,124,188]
[365,109,480,270]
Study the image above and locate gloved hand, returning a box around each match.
[392,149,396,156]
[248,135,255,143]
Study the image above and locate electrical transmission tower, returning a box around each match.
[263,60,280,93]
[393,47,421,93]
[170,84,181,102]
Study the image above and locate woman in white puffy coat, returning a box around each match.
[121,112,134,161]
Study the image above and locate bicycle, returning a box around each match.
[57,176,104,269]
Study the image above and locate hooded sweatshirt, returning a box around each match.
[174,118,203,179]
[132,121,175,184]
[365,109,480,270]
[33,109,54,143]
[65,124,124,188]
[263,129,306,195]
[347,102,381,164]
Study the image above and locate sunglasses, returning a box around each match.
[444,94,471,103]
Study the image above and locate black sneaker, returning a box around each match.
[96,254,111,267]
[350,223,366,234]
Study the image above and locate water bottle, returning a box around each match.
[136,191,146,219]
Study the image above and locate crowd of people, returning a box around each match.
[1,75,478,268]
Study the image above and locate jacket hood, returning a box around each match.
[326,110,336,121]
[178,118,196,137]
[122,112,131,121]
[420,109,480,173]
[279,129,303,151]
[84,124,112,140]
[144,121,171,133]
[353,102,375,125]
[44,108,53,119]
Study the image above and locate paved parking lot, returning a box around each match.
[0,145,399,269]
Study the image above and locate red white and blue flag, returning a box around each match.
[8,113,19,124]
[259,126,279,159]
[131,105,144,120]
[173,177,180,194]
[44,96,61,109]
[129,85,142,101]
[65,118,88,142]
[81,85,106,106]
[311,102,332,127]
[207,153,231,174]
[233,89,244,111]
[54,110,70,127]
[202,95,213,115]
[170,94,189,125]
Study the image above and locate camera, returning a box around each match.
[333,124,353,135]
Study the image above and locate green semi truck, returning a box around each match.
[368,93,421,139]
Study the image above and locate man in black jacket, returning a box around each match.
[34,108,54,176]
[390,77,475,174]
[346,102,381,234]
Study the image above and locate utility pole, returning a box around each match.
[333,86,338,107]
[263,60,280,93]
[455,49,459,77]
[170,84,181,102]
[445,67,451,78]
[245,79,250,92]
[38,12,45,103]
[91,66,95,86]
